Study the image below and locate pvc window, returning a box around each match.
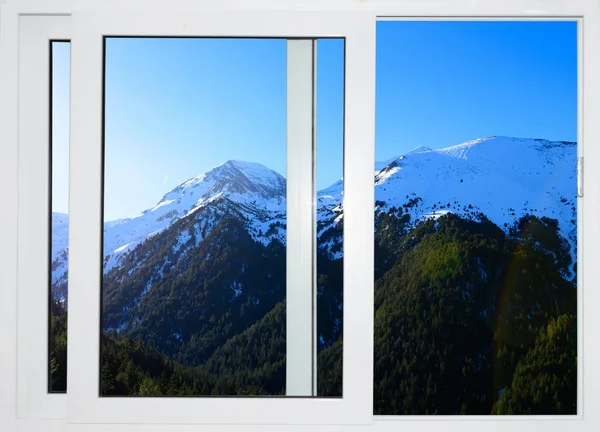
[4,1,600,432]
[65,4,374,426]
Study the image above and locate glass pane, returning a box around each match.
[49,40,70,393]
[374,21,578,415]
[101,37,326,397]
[315,38,345,397]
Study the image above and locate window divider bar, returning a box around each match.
[286,38,316,397]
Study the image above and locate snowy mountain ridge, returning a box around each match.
[313,136,577,260]
[51,136,578,300]
[372,136,577,239]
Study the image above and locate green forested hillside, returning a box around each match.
[492,313,577,414]
[50,212,576,414]
[102,204,288,367]
[370,213,576,414]
[49,299,68,392]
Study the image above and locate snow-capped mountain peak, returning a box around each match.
[405,145,433,155]
[368,135,577,254]
[99,160,286,271]
[164,159,286,205]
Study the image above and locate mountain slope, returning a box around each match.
[50,160,287,299]
[103,160,286,270]
[48,135,577,405]
[52,135,577,299]
[318,136,577,258]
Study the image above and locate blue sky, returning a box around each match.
[376,21,577,161]
[52,21,577,220]
[101,37,344,220]
[51,42,70,215]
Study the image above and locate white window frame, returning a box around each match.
[374,13,586,428]
[0,0,599,431]
[15,14,70,420]
[66,1,375,427]
[370,3,599,432]
[369,7,597,432]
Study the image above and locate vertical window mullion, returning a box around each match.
[286,39,316,397]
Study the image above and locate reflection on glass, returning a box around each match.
[374,21,578,414]
[49,40,70,393]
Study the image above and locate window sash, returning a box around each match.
[373,16,583,422]
[66,5,375,426]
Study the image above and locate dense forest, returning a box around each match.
[50,210,576,414]
[49,299,68,392]
[369,210,576,414]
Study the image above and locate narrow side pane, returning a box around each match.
[49,40,70,393]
